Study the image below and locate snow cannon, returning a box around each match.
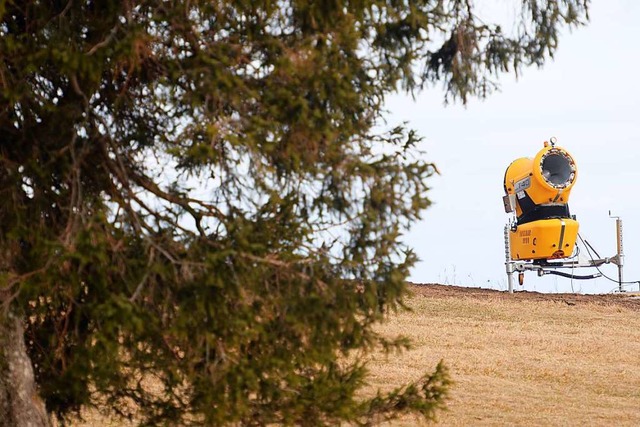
[503,138,578,261]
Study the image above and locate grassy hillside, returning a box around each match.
[71,284,640,426]
[367,284,640,426]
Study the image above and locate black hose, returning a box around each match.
[543,270,601,280]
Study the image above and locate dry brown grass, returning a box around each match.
[367,285,640,426]
[71,284,640,426]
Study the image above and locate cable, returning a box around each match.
[544,270,601,280]
[583,239,601,259]
[577,233,640,287]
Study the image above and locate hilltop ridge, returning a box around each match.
[408,283,640,311]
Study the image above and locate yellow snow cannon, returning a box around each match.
[503,140,579,261]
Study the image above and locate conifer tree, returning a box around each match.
[0,1,588,425]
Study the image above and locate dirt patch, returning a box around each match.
[408,282,640,312]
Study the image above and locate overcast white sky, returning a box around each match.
[392,1,640,293]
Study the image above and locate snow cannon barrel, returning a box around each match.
[503,140,579,261]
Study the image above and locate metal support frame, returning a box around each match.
[504,256,622,290]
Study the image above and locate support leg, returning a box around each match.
[504,224,514,293]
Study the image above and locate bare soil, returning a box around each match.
[408,282,640,311]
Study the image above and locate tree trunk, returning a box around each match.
[0,309,50,427]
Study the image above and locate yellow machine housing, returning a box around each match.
[509,218,579,261]
[504,143,579,261]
